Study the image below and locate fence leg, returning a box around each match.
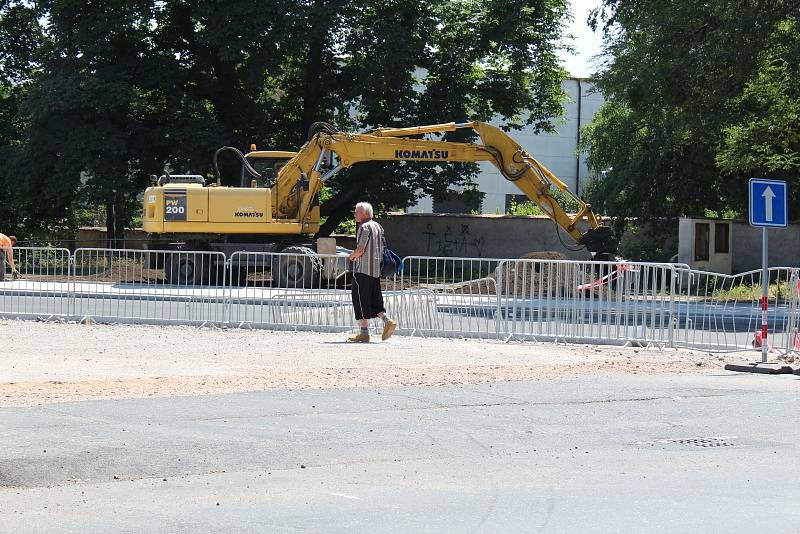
[68,253,76,321]
[668,267,676,349]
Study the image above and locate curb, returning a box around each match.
[724,362,795,375]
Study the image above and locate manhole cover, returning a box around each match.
[660,437,735,448]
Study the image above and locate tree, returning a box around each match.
[582,0,798,220]
[4,0,571,238]
[315,0,571,233]
[716,16,800,198]
[0,1,45,234]
[11,0,179,242]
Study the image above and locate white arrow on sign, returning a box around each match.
[762,186,776,222]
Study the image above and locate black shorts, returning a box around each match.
[351,273,385,320]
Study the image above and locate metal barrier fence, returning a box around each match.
[498,258,677,345]
[0,247,73,320]
[226,251,440,333]
[398,256,680,345]
[674,266,800,352]
[1,247,798,354]
[396,257,503,338]
[72,249,228,325]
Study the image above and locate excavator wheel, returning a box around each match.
[165,253,202,286]
[274,246,321,288]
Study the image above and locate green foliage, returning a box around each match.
[717,17,800,182]
[549,188,581,213]
[334,217,358,236]
[583,1,798,221]
[0,0,571,238]
[617,223,678,263]
[0,1,43,235]
[507,200,544,216]
[713,282,791,302]
[506,188,580,216]
[703,208,740,220]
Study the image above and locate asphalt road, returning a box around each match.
[2,372,799,533]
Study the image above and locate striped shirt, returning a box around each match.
[355,220,384,277]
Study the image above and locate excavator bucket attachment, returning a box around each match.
[578,226,619,259]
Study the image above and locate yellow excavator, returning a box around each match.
[142,121,617,285]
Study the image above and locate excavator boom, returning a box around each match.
[142,119,619,286]
[274,121,617,258]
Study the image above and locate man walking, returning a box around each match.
[0,233,19,281]
[348,202,397,342]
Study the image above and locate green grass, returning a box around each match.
[713,282,792,302]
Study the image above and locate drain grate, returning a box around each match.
[662,437,735,448]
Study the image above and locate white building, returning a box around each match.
[407,78,605,214]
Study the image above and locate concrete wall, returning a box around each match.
[53,215,599,261]
[18,228,150,250]
[377,213,592,260]
[679,217,800,273]
[74,228,149,250]
[730,222,800,272]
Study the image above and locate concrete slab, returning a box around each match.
[724,362,795,374]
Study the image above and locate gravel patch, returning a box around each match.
[0,319,734,406]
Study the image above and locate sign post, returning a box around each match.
[748,178,788,363]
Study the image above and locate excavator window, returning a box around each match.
[241,158,290,187]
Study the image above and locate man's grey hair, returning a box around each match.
[355,202,373,219]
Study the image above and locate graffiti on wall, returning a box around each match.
[422,223,486,257]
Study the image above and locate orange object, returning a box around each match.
[753,330,772,350]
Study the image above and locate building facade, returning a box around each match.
[407,78,605,214]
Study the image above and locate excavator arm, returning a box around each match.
[272,121,618,259]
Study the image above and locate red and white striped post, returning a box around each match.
[761,226,768,363]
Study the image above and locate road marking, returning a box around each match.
[328,492,361,500]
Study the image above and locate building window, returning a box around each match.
[714,222,730,254]
[695,223,710,261]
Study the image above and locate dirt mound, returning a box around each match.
[446,252,565,295]
[72,257,165,283]
[494,252,571,296]
[452,251,616,298]
[518,251,568,261]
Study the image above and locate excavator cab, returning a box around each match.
[241,151,296,188]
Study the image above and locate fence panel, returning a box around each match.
[494,258,678,345]
[71,248,227,325]
[674,267,799,353]
[227,251,439,334]
[398,257,510,338]
[3,245,800,355]
[0,247,73,319]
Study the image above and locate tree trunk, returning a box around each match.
[105,194,127,249]
[105,200,117,249]
[318,186,364,237]
[301,21,326,134]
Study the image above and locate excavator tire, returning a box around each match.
[165,253,203,286]
[275,246,321,288]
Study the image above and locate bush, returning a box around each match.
[506,188,582,216]
[618,222,678,262]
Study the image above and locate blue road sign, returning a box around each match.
[749,178,787,227]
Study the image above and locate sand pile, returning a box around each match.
[453,252,617,298]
